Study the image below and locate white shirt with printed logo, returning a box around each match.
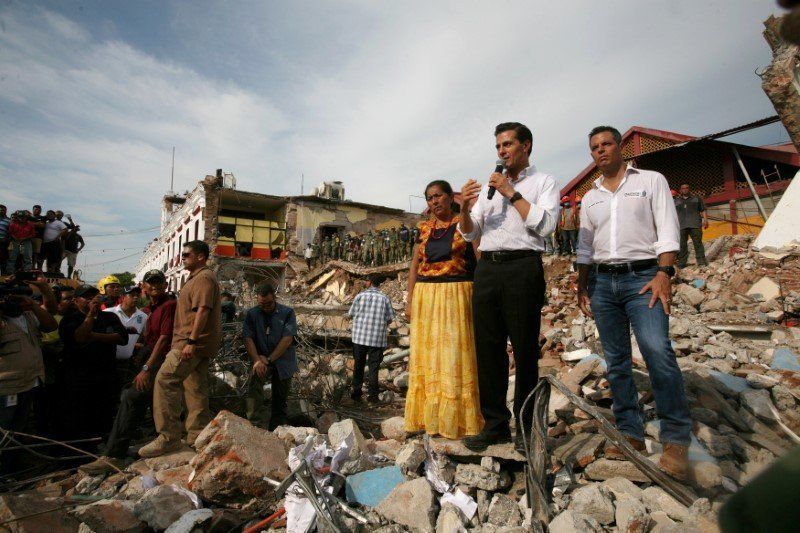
[577,165,679,265]
[106,305,148,360]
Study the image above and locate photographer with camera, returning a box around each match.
[0,276,58,453]
[57,285,128,447]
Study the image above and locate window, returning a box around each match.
[194,220,200,240]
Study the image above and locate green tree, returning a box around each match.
[112,271,135,287]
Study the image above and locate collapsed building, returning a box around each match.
[133,170,420,291]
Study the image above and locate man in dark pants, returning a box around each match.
[459,122,559,452]
[243,283,297,430]
[674,183,708,268]
[348,275,394,403]
[79,270,176,474]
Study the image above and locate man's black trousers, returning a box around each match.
[105,384,150,458]
[352,344,383,398]
[472,254,545,437]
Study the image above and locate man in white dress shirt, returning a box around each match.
[459,122,559,452]
[576,126,691,480]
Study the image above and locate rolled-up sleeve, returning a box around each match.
[652,173,680,256]
[457,192,484,242]
[577,202,594,265]
[523,174,559,237]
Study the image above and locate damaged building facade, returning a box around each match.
[134,170,419,290]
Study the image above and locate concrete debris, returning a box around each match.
[567,484,615,525]
[133,485,197,531]
[376,477,439,532]
[189,410,290,503]
[7,240,799,533]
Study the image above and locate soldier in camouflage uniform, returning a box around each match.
[311,240,320,267]
[388,227,398,263]
[411,225,420,256]
[398,223,410,260]
[361,231,372,265]
[322,236,332,264]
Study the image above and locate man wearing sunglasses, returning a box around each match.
[139,240,221,458]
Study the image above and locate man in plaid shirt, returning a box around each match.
[348,274,395,403]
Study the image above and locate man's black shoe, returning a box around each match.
[366,395,380,404]
[462,431,511,452]
[350,393,362,403]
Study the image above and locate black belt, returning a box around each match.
[481,250,541,263]
[594,259,658,273]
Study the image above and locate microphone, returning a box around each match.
[487,159,505,200]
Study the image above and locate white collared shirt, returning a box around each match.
[458,165,560,251]
[577,165,680,265]
[107,305,148,360]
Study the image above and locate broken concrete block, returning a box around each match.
[690,407,719,427]
[435,503,468,533]
[694,423,732,458]
[567,484,615,525]
[133,486,196,531]
[189,410,290,504]
[393,371,409,389]
[428,438,524,462]
[740,388,779,422]
[487,493,522,527]
[677,284,705,307]
[562,348,592,362]
[328,418,374,474]
[374,439,404,460]
[548,509,603,533]
[164,509,215,533]
[707,370,749,398]
[745,373,779,389]
[692,461,722,491]
[641,486,689,522]
[380,416,407,442]
[553,433,605,468]
[395,441,426,477]
[376,477,438,532]
[584,459,650,482]
[771,385,796,411]
[454,464,511,491]
[747,276,781,301]
[614,493,651,533]
[345,465,405,508]
[72,499,145,533]
[273,425,319,445]
[600,476,643,500]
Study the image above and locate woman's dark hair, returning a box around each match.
[424,180,460,213]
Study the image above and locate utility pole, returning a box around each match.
[301,173,304,195]
[170,146,175,193]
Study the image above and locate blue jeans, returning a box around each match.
[6,240,32,272]
[589,267,691,445]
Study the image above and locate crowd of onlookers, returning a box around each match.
[0,204,85,278]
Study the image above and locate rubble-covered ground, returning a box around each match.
[2,235,799,532]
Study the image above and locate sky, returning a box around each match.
[0,1,790,282]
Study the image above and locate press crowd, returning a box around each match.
[0,205,85,279]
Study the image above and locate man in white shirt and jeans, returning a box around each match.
[576,126,691,481]
[459,122,559,452]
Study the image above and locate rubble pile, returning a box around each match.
[3,238,799,531]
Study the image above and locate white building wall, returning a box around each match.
[135,184,207,290]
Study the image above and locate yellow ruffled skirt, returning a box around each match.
[404,281,484,439]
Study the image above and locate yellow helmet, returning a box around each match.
[97,275,121,295]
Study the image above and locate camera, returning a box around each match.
[0,272,36,299]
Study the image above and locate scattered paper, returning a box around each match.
[441,489,477,520]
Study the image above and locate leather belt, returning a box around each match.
[481,250,541,263]
[594,259,658,273]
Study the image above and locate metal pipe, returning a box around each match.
[732,146,769,221]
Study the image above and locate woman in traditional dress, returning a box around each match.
[404,180,483,439]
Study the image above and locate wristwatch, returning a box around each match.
[509,191,523,204]
[187,338,198,345]
[141,364,149,372]
[657,266,676,277]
